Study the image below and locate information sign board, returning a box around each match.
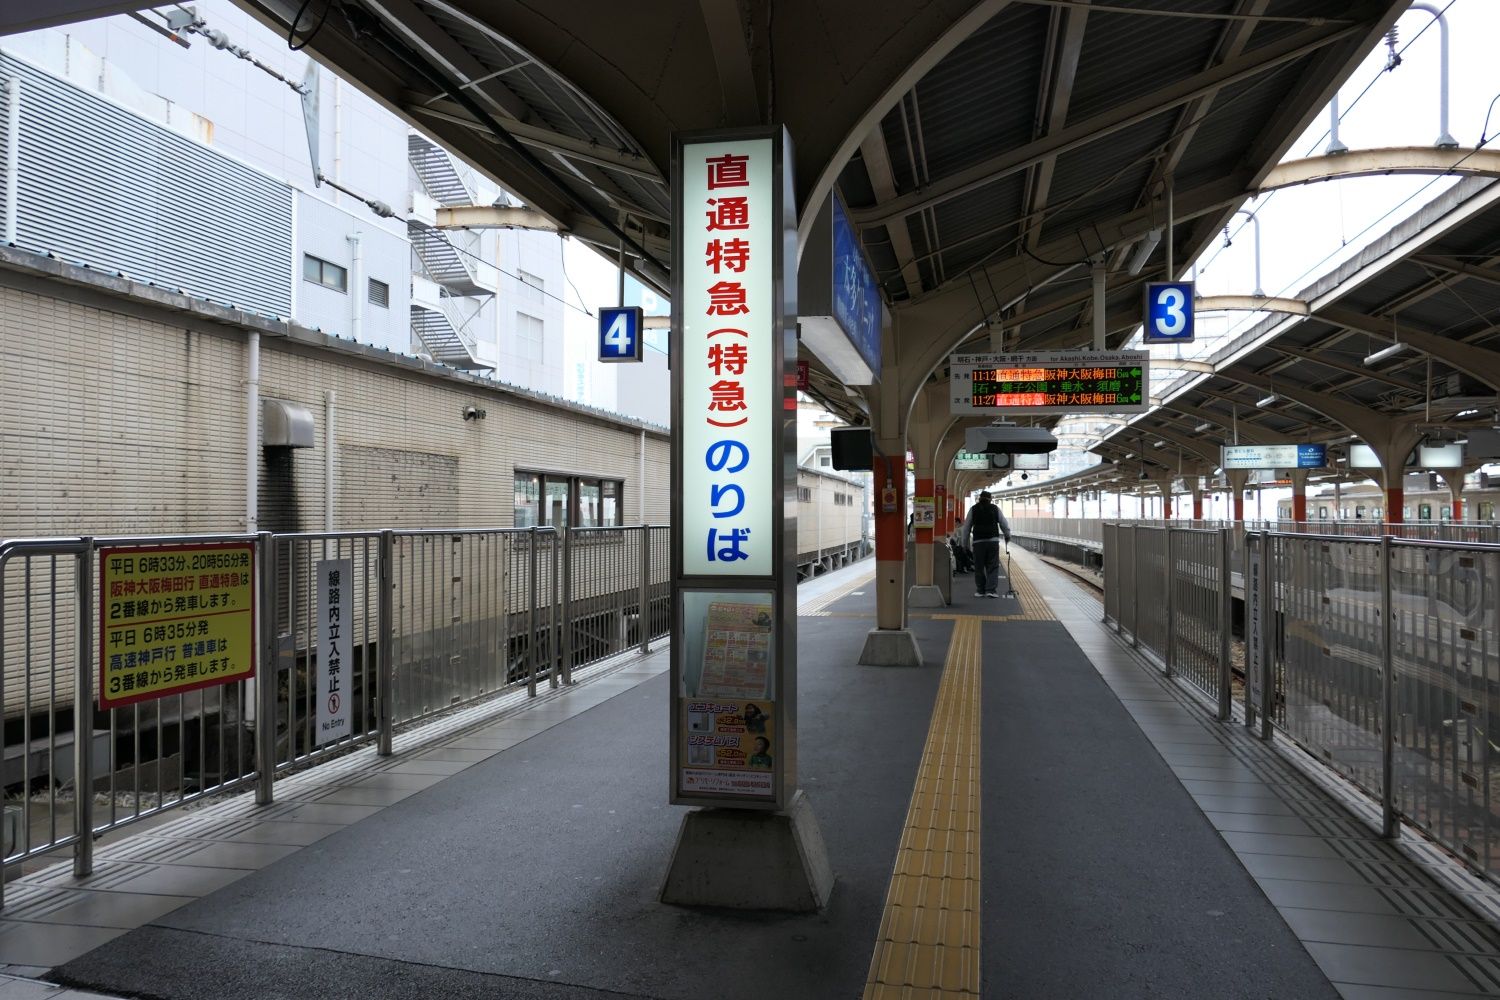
[671,126,795,811]
[99,542,255,709]
[950,350,1149,415]
[316,559,352,746]
[953,451,990,471]
[1143,281,1195,344]
[1220,443,1326,470]
[913,497,935,529]
[598,305,644,363]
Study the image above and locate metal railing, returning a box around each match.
[1,523,666,906]
[1107,522,1500,884]
[1103,525,1233,716]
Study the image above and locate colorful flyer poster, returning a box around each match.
[681,697,775,797]
[697,601,773,699]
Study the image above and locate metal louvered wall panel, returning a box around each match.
[0,52,292,318]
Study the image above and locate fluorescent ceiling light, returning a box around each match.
[1194,421,1212,432]
[1127,229,1162,277]
[1362,342,1407,366]
[1256,393,1278,407]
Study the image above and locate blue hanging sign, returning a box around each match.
[1143,281,1195,344]
[598,306,644,362]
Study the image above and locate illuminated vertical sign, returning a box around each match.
[679,137,775,576]
[671,128,796,810]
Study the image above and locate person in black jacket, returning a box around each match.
[960,490,1011,597]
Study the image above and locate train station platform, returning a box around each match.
[8,554,1500,999]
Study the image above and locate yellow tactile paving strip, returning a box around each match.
[863,615,983,999]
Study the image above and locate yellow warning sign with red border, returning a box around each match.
[99,542,256,709]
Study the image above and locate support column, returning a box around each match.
[1191,482,1204,522]
[860,448,922,666]
[1227,470,1249,524]
[1290,468,1309,523]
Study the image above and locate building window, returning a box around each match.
[517,312,544,363]
[514,470,625,527]
[303,254,347,292]
[514,472,540,527]
[518,270,545,308]
[798,486,812,502]
[368,278,390,308]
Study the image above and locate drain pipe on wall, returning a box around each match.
[325,390,336,531]
[3,78,19,244]
[347,231,363,342]
[246,331,260,533]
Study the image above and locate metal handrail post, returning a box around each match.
[550,531,561,689]
[560,528,574,685]
[1164,528,1176,678]
[1130,527,1140,648]
[377,529,395,755]
[1380,534,1398,838]
[256,531,277,802]
[1217,527,1232,721]
[638,524,651,654]
[1259,532,1275,740]
[527,526,538,698]
[74,539,95,878]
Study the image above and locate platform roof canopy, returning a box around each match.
[6,0,1410,431]
[1086,177,1500,490]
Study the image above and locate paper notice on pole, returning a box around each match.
[697,601,773,699]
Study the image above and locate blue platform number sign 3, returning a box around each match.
[598,306,644,363]
[1143,281,1194,344]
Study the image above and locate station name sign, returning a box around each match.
[1220,443,1326,470]
[950,350,1149,416]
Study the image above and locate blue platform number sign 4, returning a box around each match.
[1143,281,1194,344]
[598,305,645,362]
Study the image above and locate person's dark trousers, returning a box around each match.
[972,538,1001,594]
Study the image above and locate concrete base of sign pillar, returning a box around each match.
[660,790,834,912]
[907,584,944,608]
[857,627,923,667]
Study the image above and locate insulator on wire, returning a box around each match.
[1385,26,1401,71]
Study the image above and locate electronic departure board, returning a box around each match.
[949,350,1150,416]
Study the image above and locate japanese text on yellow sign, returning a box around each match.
[99,543,255,709]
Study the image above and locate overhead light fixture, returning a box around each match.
[1127,228,1162,277]
[1256,393,1278,407]
[1194,421,1212,432]
[1151,440,1165,449]
[1362,342,1407,366]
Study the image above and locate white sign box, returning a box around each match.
[679,138,775,576]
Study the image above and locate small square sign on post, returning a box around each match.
[598,305,644,362]
[1142,281,1195,344]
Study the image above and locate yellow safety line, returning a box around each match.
[863,615,983,999]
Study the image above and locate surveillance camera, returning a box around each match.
[1020,472,1029,481]
[463,406,485,421]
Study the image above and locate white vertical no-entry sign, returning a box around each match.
[316,558,352,745]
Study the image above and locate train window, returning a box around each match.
[1319,507,1329,520]
[1481,502,1495,522]
[1442,505,1452,521]
[1355,505,1367,519]
[1418,504,1432,521]
[514,472,540,527]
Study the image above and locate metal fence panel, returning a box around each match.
[1272,534,1384,799]
[1389,541,1500,875]
[1134,527,1169,659]
[1169,528,1225,704]
[1102,523,1119,624]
